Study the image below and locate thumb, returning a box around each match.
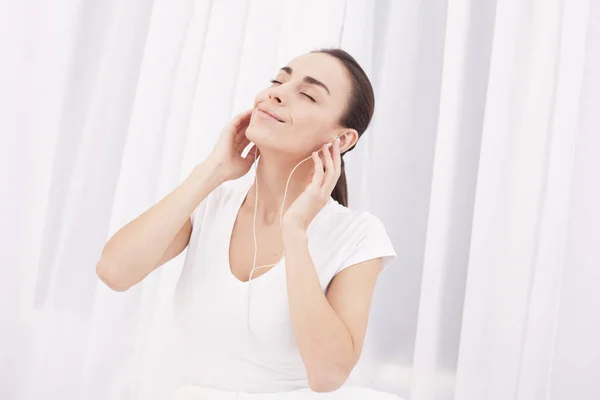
[243,144,259,166]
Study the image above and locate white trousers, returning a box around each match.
[173,384,404,400]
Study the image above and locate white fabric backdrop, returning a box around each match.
[1,0,598,399]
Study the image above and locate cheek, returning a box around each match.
[253,89,269,108]
[293,111,329,139]
[289,125,330,156]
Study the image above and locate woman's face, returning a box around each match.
[246,52,356,158]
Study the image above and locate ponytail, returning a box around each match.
[331,156,348,207]
[312,48,375,209]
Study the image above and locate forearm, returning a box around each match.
[98,160,224,286]
[282,227,357,391]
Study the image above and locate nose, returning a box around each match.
[267,86,284,104]
[269,93,282,103]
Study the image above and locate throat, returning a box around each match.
[228,205,285,283]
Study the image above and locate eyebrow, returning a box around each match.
[279,66,330,95]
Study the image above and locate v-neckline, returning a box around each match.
[226,179,284,285]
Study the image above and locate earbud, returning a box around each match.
[326,135,341,148]
[242,132,344,396]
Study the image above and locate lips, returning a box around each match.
[257,106,285,123]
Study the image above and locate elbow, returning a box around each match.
[96,256,132,292]
[307,367,350,393]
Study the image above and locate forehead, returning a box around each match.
[284,53,351,100]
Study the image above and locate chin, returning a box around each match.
[245,124,279,147]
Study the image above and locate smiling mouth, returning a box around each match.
[257,108,284,123]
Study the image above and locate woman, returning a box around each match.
[96,48,397,398]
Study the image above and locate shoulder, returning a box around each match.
[311,199,397,276]
[309,199,395,263]
[190,174,251,227]
[211,173,253,205]
[316,198,388,241]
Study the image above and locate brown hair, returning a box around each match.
[311,48,375,207]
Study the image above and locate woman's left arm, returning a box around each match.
[282,226,382,393]
[281,139,382,392]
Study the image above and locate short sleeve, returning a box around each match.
[335,214,397,276]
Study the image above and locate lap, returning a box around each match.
[173,385,404,400]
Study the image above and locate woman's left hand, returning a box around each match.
[282,138,341,232]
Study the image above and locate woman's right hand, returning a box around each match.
[206,109,259,182]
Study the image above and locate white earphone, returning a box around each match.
[249,135,341,278]
[236,135,342,396]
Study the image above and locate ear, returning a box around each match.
[338,129,359,154]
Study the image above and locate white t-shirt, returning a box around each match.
[173,172,397,394]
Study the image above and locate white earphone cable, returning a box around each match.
[237,138,338,397]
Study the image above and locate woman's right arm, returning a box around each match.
[96,159,225,292]
[96,109,258,292]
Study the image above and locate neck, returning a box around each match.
[247,150,314,224]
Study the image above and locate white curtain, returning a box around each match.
[1,0,598,399]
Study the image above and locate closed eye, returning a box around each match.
[269,79,316,103]
[301,93,316,102]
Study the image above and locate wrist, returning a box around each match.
[191,159,226,188]
[282,222,308,243]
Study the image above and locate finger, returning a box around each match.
[229,109,253,132]
[233,116,251,145]
[322,143,336,191]
[309,151,325,189]
[243,144,259,166]
[235,136,251,153]
[332,137,342,175]
[227,111,252,143]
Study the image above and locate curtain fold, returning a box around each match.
[2,0,597,399]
